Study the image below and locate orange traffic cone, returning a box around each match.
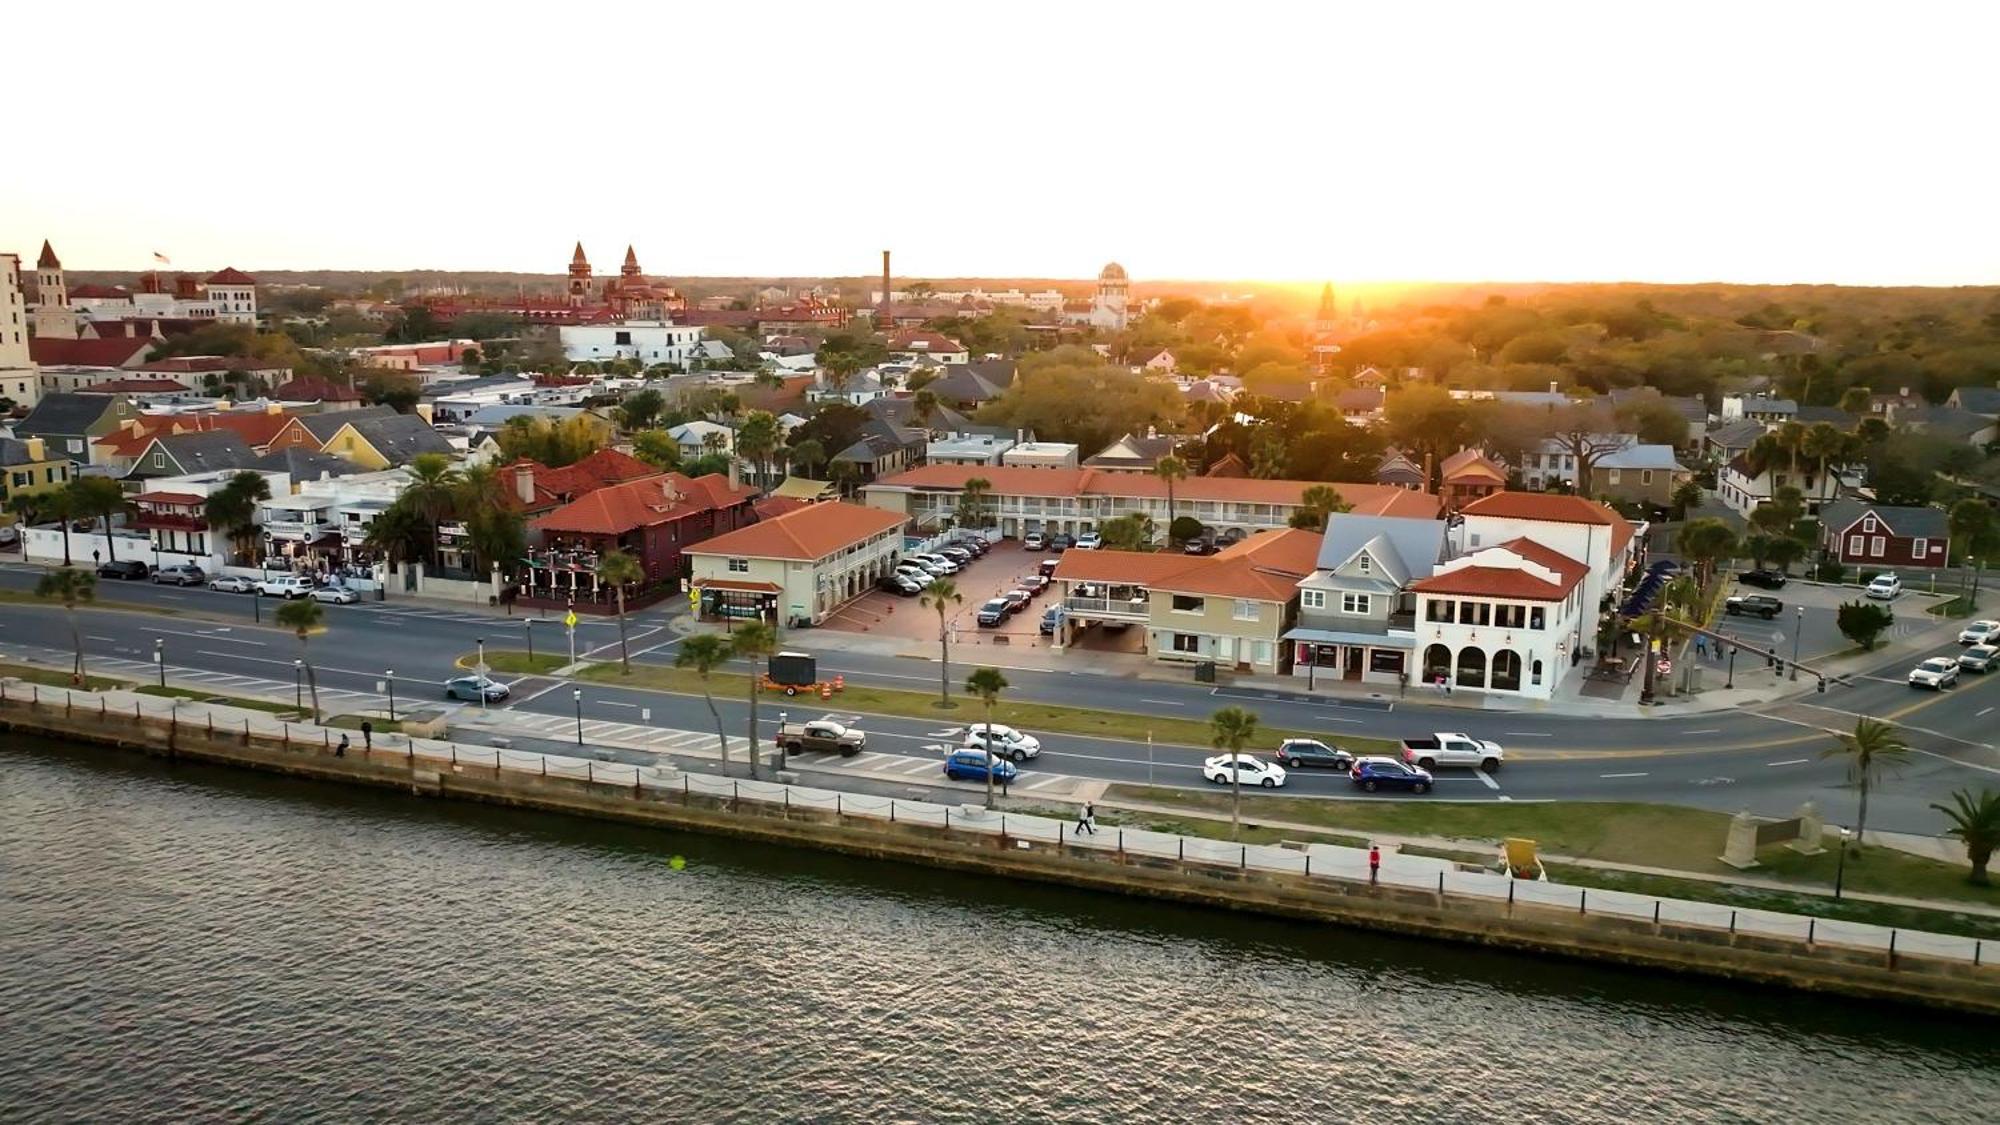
[819,683,833,700]
[833,675,845,693]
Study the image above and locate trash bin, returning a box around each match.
[1194,661,1217,683]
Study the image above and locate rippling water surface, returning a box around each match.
[1,739,1994,1123]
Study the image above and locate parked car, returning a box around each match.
[256,575,316,598]
[1737,568,1788,590]
[151,564,207,586]
[95,559,149,580]
[1725,594,1784,619]
[1002,588,1032,613]
[309,585,358,605]
[964,722,1041,761]
[1202,753,1288,788]
[1350,756,1434,794]
[1023,531,1047,550]
[940,547,975,565]
[0,525,19,547]
[1074,531,1103,550]
[912,554,959,574]
[777,719,866,756]
[1908,657,1959,690]
[1049,533,1075,552]
[976,598,1012,626]
[1958,644,1998,674]
[1182,535,1216,556]
[1019,574,1049,595]
[208,574,256,593]
[444,674,511,702]
[1399,732,1504,772]
[944,748,1018,784]
[1039,606,1062,635]
[1274,739,1355,770]
[1956,620,2000,646]
[1037,558,1059,579]
[879,573,922,595]
[1866,573,1902,600]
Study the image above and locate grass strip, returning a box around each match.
[135,684,303,716]
[0,660,129,691]
[0,589,179,615]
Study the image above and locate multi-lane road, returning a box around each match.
[2,561,1995,836]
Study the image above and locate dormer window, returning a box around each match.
[1356,554,1372,575]
[1862,515,1877,532]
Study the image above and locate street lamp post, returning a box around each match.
[476,636,488,713]
[153,638,164,688]
[1833,826,1852,899]
[525,619,535,664]
[778,709,788,772]
[293,659,303,708]
[386,670,396,722]
[1790,605,1803,682]
[573,688,585,746]
[1726,644,1737,690]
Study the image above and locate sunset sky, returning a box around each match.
[8,1,1997,285]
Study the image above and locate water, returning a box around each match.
[2,738,1993,1124]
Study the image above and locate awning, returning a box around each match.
[696,579,783,594]
[771,477,836,501]
[1281,627,1416,650]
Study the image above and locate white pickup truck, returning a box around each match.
[1400,732,1505,772]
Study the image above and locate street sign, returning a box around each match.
[1771,631,1785,645]
[564,610,578,629]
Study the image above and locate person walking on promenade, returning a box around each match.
[360,721,373,750]
[1074,801,1097,836]
[1369,843,1381,885]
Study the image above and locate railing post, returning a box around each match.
[1652,901,1660,928]
[1240,846,1246,870]
[944,809,951,829]
[1438,871,1446,897]
[1579,889,1587,914]
[1304,854,1310,877]
[890,801,897,823]
[1977,940,1984,968]
[1178,838,1184,862]
[1807,919,1816,945]
[1729,910,1737,935]
[1508,880,1515,914]
[835,793,841,817]
[243,718,250,745]
[1889,930,1898,968]
[284,723,290,750]
[1118,829,1124,857]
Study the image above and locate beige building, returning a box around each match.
[686,501,907,627]
[0,252,39,408]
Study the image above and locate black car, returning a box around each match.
[1049,533,1075,552]
[1019,574,1049,596]
[878,574,922,596]
[1739,568,1788,590]
[1274,739,1355,770]
[1039,606,1062,635]
[96,559,150,580]
[1725,594,1784,619]
[976,598,1012,627]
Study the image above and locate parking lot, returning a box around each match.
[823,540,1060,647]
[1710,573,1947,664]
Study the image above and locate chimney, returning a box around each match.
[728,456,740,490]
[1423,451,1435,495]
[881,250,892,328]
[514,464,535,505]
[24,437,45,462]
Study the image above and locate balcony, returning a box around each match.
[1388,610,1416,632]
[262,518,326,541]
[1062,594,1151,623]
[131,511,207,532]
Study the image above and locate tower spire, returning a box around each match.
[37,240,60,269]
[621,244,641,277]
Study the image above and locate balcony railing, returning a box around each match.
[262,518,324,539]
[131,512,207,532]
[1062,595,1151,622]
[1388,610,1416,631]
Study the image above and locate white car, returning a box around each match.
[1074,531,1103,550]
[914,553,960,574]
[207,574,256,593]
[309,585,358,604]
[1203,753,1288,788]
[1908,657,1959,690]
[964,722,1041,762]
[255,575,316,599]
[1866,573,1902,600]
[1957,620,2000,646]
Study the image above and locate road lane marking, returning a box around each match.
[1141,699,1185,707]
[145,626,265,645]
[1503,732,1553,738]
[1980,707,1995,718]
[1767,758,1809,766]
[597,700,639,708]
[1316,715,1362,724]
[1684,728,1720,735]
[1477,771,1500,790]
[87,635,116,642]
[1599,772,1648,779]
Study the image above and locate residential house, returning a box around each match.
[1519,437,1689,507]
[1606,387,1709,450]
[928,360,1017,407]
[860,464,1438,540]
[1183,379,1235,408]
[1703,418,1767,466]
[0,437,73,511]
[1900,405,1997,448]
[1439,448,1507,510]
[1127,347,1176,374]
[1868,387,1926,421]
[1946,386,2000,420]
[272,377,367,410]
[926,433,1015,465]
[1335,386,1386,425]
[1286,514,1450,689]
[124,431,260,483]
[832,419,926,485]
[524,472,758,611]
[128,489,224,568]
[1351,366,1388,388]
[1410,537,1592,701]
[1817,501,1951,572]
[884,330,969,365]
[1721,394,1796,423]
[1050,528,1322,675]
[1001,442,1080,468]
[252,447,364,488]
[500,449,658,520]
[319,413,457,470]
[258,467,414,571]
[806,369,886,406]
[28,335,155,371]
[1718,451,1841,517]
[1084,430,1179,473]
[685,501,907,626]
[1455,491,1639,664]
[668,420,735,460]
[11,392,137,465]
[297,404,399,448]
[90,406,318,473]
[1373,449,1425,491]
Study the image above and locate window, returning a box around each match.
[1871,536,1885,557]
[66,439,81,454]
[1530,606,1546,630]
[1862,515,1877,532]
[1468,533,1481,547]
[1425,599,1455,623]
[1356,553,1372,575]
[1847,534,1864,556]
[614,331,632,346]
[1464,601,1492,626]
[1233,600,1260,622]
[1495,604,1526,628]
[1341,592,1371,615]
[1301,589,1326,610]
[727,558,749,573]
[1607,469,1621,485]
[152,451,165,469]
[1913,537,1929,557]
[1641,470,1654,486]
[1251,640,1272,666]
[1171,594,1204,613]
[1171,633,1202,653]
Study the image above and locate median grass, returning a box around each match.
[1926,594,1983,619]
[326,714,405,734]
[0,588,179,615]
[473,651,569,675]
[135,684,303,716]
[0,660,129,691]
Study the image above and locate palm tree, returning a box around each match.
[731,621,778,780]
[955,477,993,529]
[38,487,76,566]
[35,567,96,684]
[920,577,962,708]
[1774,420,1807,480]
[1209,706,1260,841]
[1823,717,1910,848]
[675,632,733,772]
[67,476,127,563]
[275,597,325,722]
[203,471,272,566]
[788,438,826,480]
[964,666,1009,809]
[912,388,940,432]
[1674,517,1739,591]
[402,453,463,568]
[1933,789,2000,885]
[595,549,644,672]
[1802,422,1844,491]
[1154,455,1188,531]
[735,410,781,488]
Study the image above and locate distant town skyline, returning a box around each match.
[8,2,1998,286]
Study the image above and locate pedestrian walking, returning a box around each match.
[360,720,373,750]
[1369,843,1381,885]
[1074,801,1097,836]
[335,733,349,758]
[1695,635,1707,660]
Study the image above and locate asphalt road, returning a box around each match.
[2,561,1995,837]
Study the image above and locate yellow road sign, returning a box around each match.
[564,610,578,629]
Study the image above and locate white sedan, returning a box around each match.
[207,574,256,593]
[1957,620,2000,646]
[964,723,1041,761]
[309,585,359,605]
[1203,753,1288,788]
[1908,657,1959,690]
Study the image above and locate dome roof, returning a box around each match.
[1099,262,1127,280]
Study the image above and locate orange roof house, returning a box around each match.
[1439,448,1507,510]
[525,472,758,611]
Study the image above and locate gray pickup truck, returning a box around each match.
[776,719,866,757]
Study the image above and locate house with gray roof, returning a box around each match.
[928,360,1017,406]
[1084,431,1180,472]
[1704,418,1767,464]
[10,392,136,465]
[1285,513,1449,689]
[253,447,363,484]
[335,413,457,467]
[125,431,259,481]
[1817,501,1951,571]
[1901,405,1997,447]
[1947,385,2000,418]
[832,419,925,484]
[298,404,398,445]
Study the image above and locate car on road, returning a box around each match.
[944,748,1018,784]
[777,719,866,756]
[1202,753,1288,788]
[309,585,358,605]
[1039,606,1062,635]
[96,559,149,580]
[1737,568,1788,590]
[1074,531,1102,550]
[1274,739,1355,770]
[444,674,511,702]
[207,574,256,593]
[879,573,923,596]
[1400,732,1504,772]
[256,574,316,598]
[151,563,207,586]
[1959,644,1998,674]
[1725,594,1784,619]
[1908,657,1959,690]
[1957,620,2000,646]
[964,722,1041,761]
[976,597,1012,626]
[1023,531,1046,550]
[1866,573,1902,600]
[1350,756,1433,794]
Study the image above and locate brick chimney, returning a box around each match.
[514,464,535,505]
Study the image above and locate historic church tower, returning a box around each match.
[567,242,594,308]
[29,241,78,340]
[1092,262,1130,331]
[1310,282,1342,373]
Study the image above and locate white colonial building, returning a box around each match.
[559,321,706,365]
[1407,539,1591,701]
[1454,491,1639,662]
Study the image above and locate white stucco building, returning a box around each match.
[1408,539,1590,700]
[686,501,907,627]
[1454,491,1639,663]
[560,321,706,365]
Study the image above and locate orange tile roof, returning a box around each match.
[870,464,1440,518]
[1409,538,1588,601]
[1491,537,1590,585]
[92,411,301,457]
[1052,529,1322,602]
[528,448,658,500]
[686,501,907,561]
[133,491,205,506]
[1460,490,1636,554]
[530,472,755,536]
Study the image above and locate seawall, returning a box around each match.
[5,683,1996,1017]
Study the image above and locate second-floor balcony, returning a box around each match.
[131,511,207,532]
[263,516,328,541]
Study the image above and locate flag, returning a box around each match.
[152,251,171,265]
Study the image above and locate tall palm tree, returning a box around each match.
[203,471,272,567]
[965,666,1009,809]
[595,549,644,672]
[1933,788,2000,886]
[732,621,778,780]
[920,577,962,708]
[1209,705,1260,841]
[912,388,940,433]
[1823,717,1910,848]
[35,567,96,684]
[675,633,732,772]
[1774,420,1807,481]
[275,597,325,722]
[1154,455,1188,531]
[40,487,76,567]
[1801,422,1844,490]
[68,477,127,563]
[735,410,781,488]
[956,477,993,529]
[402,453,463,568]
[1674,517,1739,592]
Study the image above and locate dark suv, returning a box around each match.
[96,559,150,580]
[1274,739,1355,770]
[1725,594,1784,619]
[1738,569,1788,590]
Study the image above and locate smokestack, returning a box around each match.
[881,250,891,329]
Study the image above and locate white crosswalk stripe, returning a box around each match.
[1019,774,1067,791]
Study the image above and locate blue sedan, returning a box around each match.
[943,749,1018,784]
[1349,756,1433,794]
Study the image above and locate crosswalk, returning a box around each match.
[472,710,752,757]
[0,639,395,712]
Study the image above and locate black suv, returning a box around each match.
[1725,593,1784,619]
[96,559,150,580]
[1738,569,1788,590]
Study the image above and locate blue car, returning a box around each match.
[944,749,1018,784]
[1349,756,1433,794]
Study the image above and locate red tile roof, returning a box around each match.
[133,491,205,506]
[1409,538,1589,601]
[68,284,131,299]
[86,378,189,393]
[136,355,285,374]
[205,267,257,285]
[532,472,756,536]
[1460,489,1636,555]
[93,410,301,457]
[532,448,657,498]
[868,464,1440,519]
[1052,529,1322,602]
[752,496,813,520]
[887,329,965,353]
[686,501,906,561]
[28,336,153,367]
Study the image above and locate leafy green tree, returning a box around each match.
[1613,396,1689,447]
[618,387,666,431]
[954,477,993,529]
[964,666,1009,809]
[66,476,128,563]
[786,438,826,480]
[675,633,733,772]
[631,429,681,470]
[734,410,782,488]
[1837,385,1873,414]
[596,550,644,673]
[1208,706,1260,841]
[1669,478,1705,521]
[977,356,1185,456]
[275,597,325,722]
[731,621,778,780]
[401,453,463,568]
[1836,599,1895,651]
[1099,512,1156,551]
[1674,517,1738,589]
[920,577,962,708]
[1933,789,2000,886]
[1824,717,1909,847]
[35,567,96,684]
[203,471,272,566]
[1288,484,1351,531]
[1169,515,1204,545]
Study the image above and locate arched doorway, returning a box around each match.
[1455,647,1487,689]
[1423,644,1451,685]
[1531,658,1545,688]
[1491,649,1522,691]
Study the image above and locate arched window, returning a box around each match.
[1492,650,1523,691]
[1531,659,1544,687]
[1424,644,1452,683]
[1455,647,1487,689]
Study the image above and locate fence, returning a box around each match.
[2,679,1995,994]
